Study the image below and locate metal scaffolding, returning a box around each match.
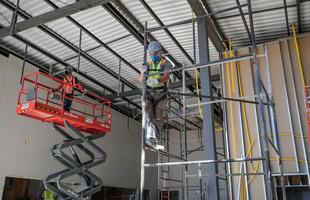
[138,0,288,199]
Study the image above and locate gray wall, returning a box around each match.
[0,54,158,199]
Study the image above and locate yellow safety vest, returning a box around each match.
[147,59,165,88]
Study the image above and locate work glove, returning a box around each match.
[147,79,159,87]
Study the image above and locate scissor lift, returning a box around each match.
[16,72,112,199]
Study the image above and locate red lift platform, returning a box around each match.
[16,72,112,134]
[305,86,310,144]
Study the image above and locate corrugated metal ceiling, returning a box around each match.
[0,0,309,112]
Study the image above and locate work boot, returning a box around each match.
[145,138,165,151]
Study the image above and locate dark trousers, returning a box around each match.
[63,94,73,111]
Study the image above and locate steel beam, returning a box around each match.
[104,0,196,91]
[138,0,194,64]
[187,0,225,52]
[283,0,290,36]
[234,0,251,41]
[199,0,227,43]
[197,14,219,200]
[43,0,140,74]
[217,0,310,20]
[1,0,138,91]
[297,0,302,33]
[105,75,220,99]
[0,41,139,118]
[0,29,141,113]
[0,0,112,38]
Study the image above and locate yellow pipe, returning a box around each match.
[229,37,235,92]
[292,23,306,87]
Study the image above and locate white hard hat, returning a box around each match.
[148,41,161,53]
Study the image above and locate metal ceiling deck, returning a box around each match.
[0,0,309,121]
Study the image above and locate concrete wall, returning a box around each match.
[0,54,158,199]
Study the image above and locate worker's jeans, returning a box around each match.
[144,91,168,142]
[63,94,73,111]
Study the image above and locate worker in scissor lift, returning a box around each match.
[139,41,171,151]
[50,66,86,112]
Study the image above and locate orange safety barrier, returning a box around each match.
[16,71,112,134]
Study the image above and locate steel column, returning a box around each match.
[197,15,219,199]
[220,61,233,200]
[20,43,28,84]
[139,22,148,200]
[9,0,20,35]
[247,0,275,199]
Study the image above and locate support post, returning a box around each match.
[77,28,82,72]
[247,0,275,199]
[139,21,148,200]
[20,43,28,84]
[182,68,188,200]
[118,59,122,96]
[220,61,233,200]
[197,14,218,200]
[10,0,20,35]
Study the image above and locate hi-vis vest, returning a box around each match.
[64,75,76,94]
[147,59,167,88]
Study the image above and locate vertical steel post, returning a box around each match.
[118,59,122,96]
[77,28,82,72]
[220,61,233,200]
[139,21,148,200]
[197,13,219,200]
[235,53,250,200]
[247,0,275,199]
[10,0,20,35]
[249,49,267,200]
[20,43,28,84]
[182,68,188,200]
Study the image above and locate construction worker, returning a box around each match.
[51,66,86,112]
[139,41,171,150]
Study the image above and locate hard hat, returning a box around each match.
[64,65,73,75]
[148,41,161,53]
